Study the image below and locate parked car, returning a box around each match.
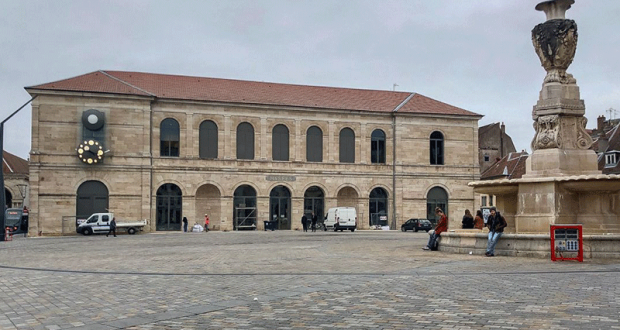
[401,219,432,232]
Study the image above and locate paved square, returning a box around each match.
[1,231,619,329]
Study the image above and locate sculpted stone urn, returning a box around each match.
[527,0,596,175]
[532,0,578,85]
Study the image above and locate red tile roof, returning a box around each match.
[2,151,28,175]
[27,70,481,117]
[480,151,529,180]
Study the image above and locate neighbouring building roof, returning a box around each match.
[480,151,529,180]
[592,121,620,174]
[478,122,516,151]
[26,70,482,117]
[2,151,28,175]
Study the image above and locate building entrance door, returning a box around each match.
[269,185,291,230]
[76,181,109,223]
[156,183,182,231]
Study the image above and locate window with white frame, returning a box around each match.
[605,153,617,167]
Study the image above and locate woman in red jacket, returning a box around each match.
[423,207,448,251]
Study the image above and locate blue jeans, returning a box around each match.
[426,232,439,249]
[486,231,503,255]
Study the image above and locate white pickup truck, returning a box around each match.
[76,213,148,235]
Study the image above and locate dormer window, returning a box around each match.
[605,152,617,167]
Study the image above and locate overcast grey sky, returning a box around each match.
[1,0,619,160]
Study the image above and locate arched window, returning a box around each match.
[371,129,386,164]
[272,124,289,161]
[160,118,180,157]
[199,120,218,159]
[426,186,448,224]
[306,126,323,162]
[430,131,444,165]
[237,122,255,160]
[339,127,355,163]
[369,187,388,226]
[76,181,109,221]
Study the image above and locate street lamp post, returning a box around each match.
[1,96,37,241]
[17,184,27,206]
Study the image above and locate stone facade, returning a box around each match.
[478,122,516,174]
[26,71,482,235]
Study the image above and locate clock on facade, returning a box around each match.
[77,140,104,164]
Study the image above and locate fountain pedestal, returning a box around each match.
[442,0,620,259]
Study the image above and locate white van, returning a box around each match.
[323,207,357,232]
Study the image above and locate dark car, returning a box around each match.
[401,219,433,232]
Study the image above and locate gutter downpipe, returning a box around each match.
[149,98,155,231]
[392,113,396,230]
[391,93,415,230]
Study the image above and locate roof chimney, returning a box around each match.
[500,122,506,134]
[598,115,606,132]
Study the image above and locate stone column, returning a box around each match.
[328,121,335,162]
[292,197,304,231]
[220,196,233,231]
[295,119,302,161]
[524,0,599,178]
[224,115,231,159]
[260,118,267,160]
[360,123,367,164]
[186,113,194,158]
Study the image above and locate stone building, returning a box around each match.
[590,115,620,174]
[2,151,29,208]
[478,122,516,174]
[25,70,482,235]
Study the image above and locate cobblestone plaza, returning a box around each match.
[1,231,619,329]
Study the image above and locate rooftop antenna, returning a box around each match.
[392,83,398,91]
[607,107,617,120]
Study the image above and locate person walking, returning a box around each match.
[474,210,484,229]
[182,217,188,233]
[106,217,117,237]
[462,209,474,229]
[204,214,210,232]
[301,213,308,232]
[485,207,507,257]
[311,212,318,232]
[424,207,448,250]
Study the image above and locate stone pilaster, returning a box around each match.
[224,115,231,159]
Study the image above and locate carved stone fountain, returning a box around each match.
[443,0,620,258]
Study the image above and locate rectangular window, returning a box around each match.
[481,196,487,207]
[605,153,617,167]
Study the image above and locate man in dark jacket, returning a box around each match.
[485,207,507,256]
[301,214,308,232]
[106,217,117,237]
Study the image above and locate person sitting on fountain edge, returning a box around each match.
[423,207,448,251]
[485,207,507,257]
